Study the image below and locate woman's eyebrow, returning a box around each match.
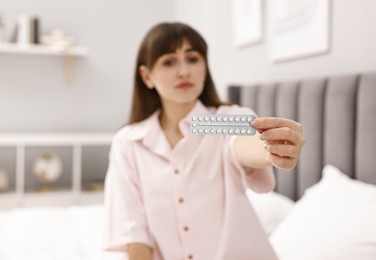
[185,48,197,53]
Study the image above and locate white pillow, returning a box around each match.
[270,165,376,260]
[246,189,295,235]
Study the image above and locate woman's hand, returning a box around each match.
[251,117,305,170]
[128,243,153,260]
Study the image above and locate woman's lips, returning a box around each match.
[176,82,193,89]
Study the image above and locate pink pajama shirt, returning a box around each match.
[104,101,278,260]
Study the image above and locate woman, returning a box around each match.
[104,22,304,260]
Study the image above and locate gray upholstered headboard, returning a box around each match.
[228,72,376,201]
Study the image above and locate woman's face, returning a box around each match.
[140,40,206,107]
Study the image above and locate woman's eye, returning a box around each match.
[187,56,199,63]
[162,59,176,67]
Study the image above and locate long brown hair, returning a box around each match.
[128,22,225,124]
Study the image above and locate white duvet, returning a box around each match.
[0,191,295,260]
[0,204,124,260]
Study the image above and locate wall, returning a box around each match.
[173,0,376,99]
[1,0,376,132]
[0,0,174,132]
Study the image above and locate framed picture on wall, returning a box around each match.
[268,0,330,62]
[232,0,262,48]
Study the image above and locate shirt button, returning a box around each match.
[174,168,180,174]
[188,254,193,259]
[178,197,184,203]
[183,226,189,232]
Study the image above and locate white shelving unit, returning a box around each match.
[0,42,89,84]
[0,42,89,56]
[0,133,113,209]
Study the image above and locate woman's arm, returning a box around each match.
[128,243,153,260]
[233,133,275,193]
[233,117,305,192]
[234,133,271,169]
[104,138,154,256]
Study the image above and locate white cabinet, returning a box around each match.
[0,133,113,209]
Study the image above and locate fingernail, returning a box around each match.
[250,119,257,127]
[264,143,268,150]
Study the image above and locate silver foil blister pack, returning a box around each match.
[191,114,256,136]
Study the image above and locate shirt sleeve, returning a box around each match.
[103,138,154,252]
[220,105,275,191]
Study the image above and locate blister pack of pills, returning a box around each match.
[191,114,256,136]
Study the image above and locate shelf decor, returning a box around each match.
[0,15,89,85]
[232,0,262,48]
[32,153,63,192]
[268,0,330,62]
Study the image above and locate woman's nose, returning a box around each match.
[177,62,190,77]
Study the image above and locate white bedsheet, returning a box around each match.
[0,204,125,260]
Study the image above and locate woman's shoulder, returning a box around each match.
[112,120,149,145]
[216,104,256,115]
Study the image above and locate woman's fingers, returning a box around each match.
[251,117,305,170]
[264,142,299,158]
[259,127,301,145]
[251,117,303,133]
[268,153,298,170]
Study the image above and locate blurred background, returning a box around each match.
[0,0,375,133]
[0,1,376,259]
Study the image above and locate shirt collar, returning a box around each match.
[129,100,209,139]
[178,100,210,136]
[133,100,210,157]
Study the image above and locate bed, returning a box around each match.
[0,72,375,260]
[229,71,376,260]
[0,204,125,260]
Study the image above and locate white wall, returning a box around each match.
[1,0,376,132]
[174,0,376,99]
[0,0,174,132]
